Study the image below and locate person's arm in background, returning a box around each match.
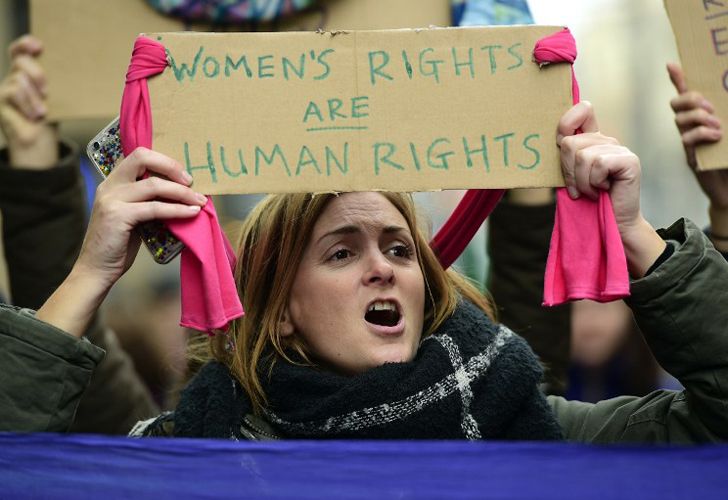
[0,35,80,309]
[487,188,571,396]
[667,63,728,258]
[0,36,160,433]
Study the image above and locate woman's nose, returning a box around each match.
[362,252,395,286]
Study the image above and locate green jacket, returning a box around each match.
[1,217,726,443]
[548,219,728,443]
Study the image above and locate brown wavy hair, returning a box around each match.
[199,192,494,414]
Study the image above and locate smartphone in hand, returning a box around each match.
[86,117,185,264]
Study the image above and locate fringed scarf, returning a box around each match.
[167,300,562,441]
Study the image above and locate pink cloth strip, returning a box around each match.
[535,28,629,305]
[430,28,629,305]
[120,36,244,332]
[429,190,504,268]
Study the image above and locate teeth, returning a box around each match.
[368,301,397,312]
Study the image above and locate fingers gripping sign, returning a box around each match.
[556,101,600,199]
[37,147,206,338]
[111,146,194,186]
[556,101,642,233]
[666,62,728,250]
[667,62,723,170]
[79,148,206,288]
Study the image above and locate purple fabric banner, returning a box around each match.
[1,433,728,499]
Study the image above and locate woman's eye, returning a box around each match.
[330,249,351,261]
[388,244,412,259]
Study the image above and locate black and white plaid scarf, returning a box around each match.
[171,300,563,441]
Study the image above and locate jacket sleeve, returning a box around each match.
[549,219,728,443]
[69,320,161,434]
[0,143,86,309]
[0,304,104,432]
[487,199,571,395]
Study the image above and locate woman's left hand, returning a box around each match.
[557,101,666,277]
[557,101,642,232]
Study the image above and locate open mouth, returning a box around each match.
[365,300,401,327]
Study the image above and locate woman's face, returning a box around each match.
[284,192,426,374]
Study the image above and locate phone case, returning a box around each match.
[86,117,185,264]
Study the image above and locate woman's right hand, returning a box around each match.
[77,147,206,287]
[37,148,206,337]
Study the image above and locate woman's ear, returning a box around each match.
[279,308,295,337]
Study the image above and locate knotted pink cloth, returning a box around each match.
[120,36,244,332]
[431,28,629,305]
[535,28,629,304]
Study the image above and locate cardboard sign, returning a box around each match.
[30,0,450,121]
[148,27,571,194]
[665,0,728,171]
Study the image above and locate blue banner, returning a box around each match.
[2,434,727,499]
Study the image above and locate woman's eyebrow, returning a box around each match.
[316,225,409,245]
[382,225,408,235]
[316,225,360,245]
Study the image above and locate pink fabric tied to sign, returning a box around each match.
[535,28,629,304]
[431,28,629,305]
[120,36,244,332]
[429,190,504,267]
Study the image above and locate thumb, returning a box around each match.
[557,101,598,145]
[666,62,688,94]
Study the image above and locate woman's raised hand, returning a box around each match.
[36,148,206,337]
[556,101,666,278]
[76,147,205,286]
[557,101,641,230]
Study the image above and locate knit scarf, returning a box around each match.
[173,300,563,440]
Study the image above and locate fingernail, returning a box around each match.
[196,193,207,205]
[701,99,715,113]
[708,116,722,128]
[556,133,564,146]
[189,205,201,212]
[567,186,580,199]
[36,105,47,117]
[182,171,193,184]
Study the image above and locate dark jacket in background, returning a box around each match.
[0,144,85,309]
[488,200,570,395]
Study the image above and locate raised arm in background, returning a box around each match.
[667,62,727,256]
